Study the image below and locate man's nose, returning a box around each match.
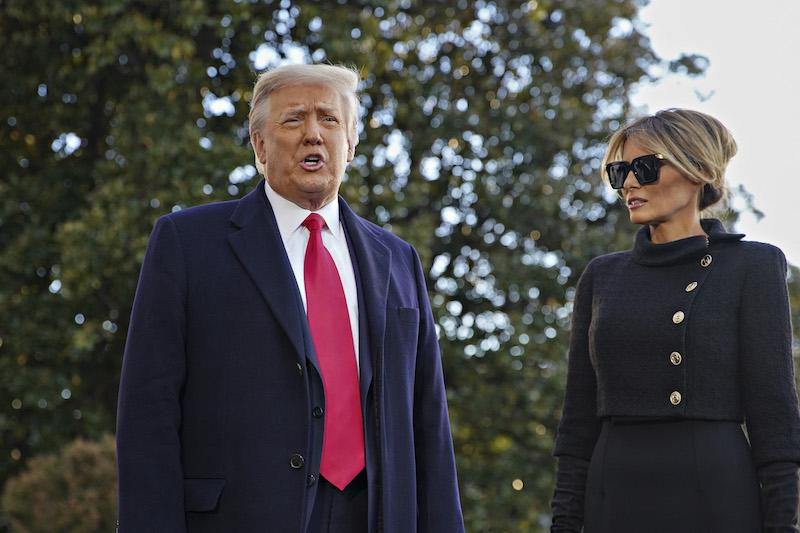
[303,119,323,145]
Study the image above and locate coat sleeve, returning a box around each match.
[409,245,466,532]
[116,215,188,533]
[738,244,800,532]
[551,261,601,532]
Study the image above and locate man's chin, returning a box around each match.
[294,186,338,211]
[296,171,337,188]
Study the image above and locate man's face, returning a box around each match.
[251,83,354,211]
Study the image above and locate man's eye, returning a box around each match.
[323,116,338,122]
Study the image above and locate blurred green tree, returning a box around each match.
[1,435,116,533]
[789,266,800,392]
[2,1,786,531]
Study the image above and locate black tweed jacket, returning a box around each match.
[552,219,800,531]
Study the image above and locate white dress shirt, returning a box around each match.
[263,180,360,372]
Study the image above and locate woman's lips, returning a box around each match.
[627,198,647,210]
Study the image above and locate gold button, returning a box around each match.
[670,391,682,405]
[685,281,698,292]
[670,351,683,365]
[672,311,685,324]
[700,254,713,267]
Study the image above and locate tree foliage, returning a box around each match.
[1,435,116,533]
[1,1,793,531]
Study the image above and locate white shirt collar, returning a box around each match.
[263,179,341,239]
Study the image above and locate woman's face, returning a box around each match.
[620,139,703,227]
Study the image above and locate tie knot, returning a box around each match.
[303,213,326,233]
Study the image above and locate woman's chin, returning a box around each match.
[628,210,648,225]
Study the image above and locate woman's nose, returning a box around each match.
[621,168,638,190]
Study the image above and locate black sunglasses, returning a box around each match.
[605,153,666,189]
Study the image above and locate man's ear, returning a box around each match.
[251,130,268,175]
[346,124,358,162]
[251,130,267,164]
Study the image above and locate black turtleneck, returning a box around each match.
[551,219,800,532]
[632,218,743,266]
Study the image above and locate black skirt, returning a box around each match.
[584,419,762,533]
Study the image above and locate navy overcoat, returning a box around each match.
[116,181,464,532]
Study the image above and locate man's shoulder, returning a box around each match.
[149,197,243,248]
[351,214,412,250]
[161,197,240,227]
[340,199,415,255]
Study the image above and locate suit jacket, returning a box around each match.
[116,181,465,532]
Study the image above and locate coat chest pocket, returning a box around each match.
[384,307,420,380]
[394,306,419,325]
[385,307,420,356]
[184,477,226,513]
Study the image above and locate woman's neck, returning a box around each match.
[648,218,706,244]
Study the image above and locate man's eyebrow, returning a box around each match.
[279,104,307,116]
[277,103,339,117]
[315,103,339,115]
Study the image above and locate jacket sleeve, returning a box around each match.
[116,215,188,533]
[759,462,800,533]
[739,244,800,532]
[551,261,601,532]
[409,245,466,533]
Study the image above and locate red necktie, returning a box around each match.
[302,213,365,490]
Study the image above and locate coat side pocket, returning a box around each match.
[184,477,226,513]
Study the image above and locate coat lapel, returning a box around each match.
[339,198,391,407]
[227,181,309,369]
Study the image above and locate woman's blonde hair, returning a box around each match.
[601,108,737,211]
[248,64,360,175]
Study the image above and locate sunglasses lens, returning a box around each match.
[606,163,629,189]
[632,155,660,184]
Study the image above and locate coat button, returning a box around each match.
[307,473,317,486]
[312,406,324,418]
[670,391,682,405]
[296,362,303,376]
[289,454,305,469]
[700,254,713,267]
[670,351,683,365]
[672,311,685,324]
[685,281,698,292]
